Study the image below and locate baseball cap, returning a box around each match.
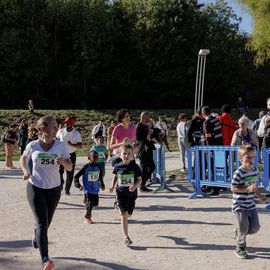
[64,116,75,126]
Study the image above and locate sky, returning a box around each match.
[198,0,253,34]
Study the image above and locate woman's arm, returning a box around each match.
[109,135,125,151]
[20,155,31,180]
[56,157,72,171]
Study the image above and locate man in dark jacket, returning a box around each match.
[202,106,223,196]
[187,106,205,147]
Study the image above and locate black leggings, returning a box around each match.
[27,182,61,262]
[139,150,155,187]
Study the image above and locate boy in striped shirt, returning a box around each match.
[231,145,267,259]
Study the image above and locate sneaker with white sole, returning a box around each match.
[234,247,248,259]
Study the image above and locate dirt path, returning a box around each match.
[0,153,269,270]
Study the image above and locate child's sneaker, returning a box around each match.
[84,218,93,224]
[125,237,133,246]
[42,259,54,270]
[233,228,238,239]
[234,247,248,259]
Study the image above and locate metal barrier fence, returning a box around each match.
[262,148,270,209]
[152,144,173,192]
[187,145,260,199]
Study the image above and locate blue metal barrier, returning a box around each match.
[262,148,270,209]
[187,145,260,199]
[152,144,173,192]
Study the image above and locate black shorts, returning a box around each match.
[85,193,99,206]
[116,189,137,215]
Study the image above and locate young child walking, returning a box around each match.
[231,145,267,259]
[109,144,142,246]
[90,136,109,179]
[74,150,105,224]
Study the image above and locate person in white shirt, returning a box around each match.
[56,116,82,195]
[92,120,106,144]
[156,116,170,151]
[257,98,270,138]
[20,116,72,270]
[242,112,254,129]
[176,113,188,171]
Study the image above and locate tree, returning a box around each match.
[240,0,270,64]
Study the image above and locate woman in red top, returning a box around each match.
[218,104,238,145]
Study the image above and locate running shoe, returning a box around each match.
[125,237,133,246]
[234,247,248,259]
[84,218,93,224]
[42,259,54,270]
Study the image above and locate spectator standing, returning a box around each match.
[56,116,82,195]
[107,120,116,156]
[257,98,270,138]
[136,112,156,192]
[235,96,247,114]
[176,113,188,171]
[92,120,106,144]
[18,119,29,155]
[252,111,266,158]
[187,106,205,147]
[218,104,238,146]
[262,116,270,148]
[231,117,259,148]
[4,123,18,169]
[28,99,34,113]
[156,116,171,151]
[201,106,223,196]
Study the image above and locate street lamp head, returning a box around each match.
[198,49,210,56]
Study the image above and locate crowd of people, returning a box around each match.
[1,99,270,268]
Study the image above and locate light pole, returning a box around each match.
[194,49,210,114]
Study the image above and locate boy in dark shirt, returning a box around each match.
[74,151,105,224]
[109,144,142,246]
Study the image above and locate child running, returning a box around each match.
[109,144,142,246]
[74,150,105,224]
[90,136,109,179]
[231,145,267,259]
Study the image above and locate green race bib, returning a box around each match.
[244,175,257,186]
[98,152,105,158]
[118,173,134,187]
[36,153,57,166]
[88,171,99,182]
